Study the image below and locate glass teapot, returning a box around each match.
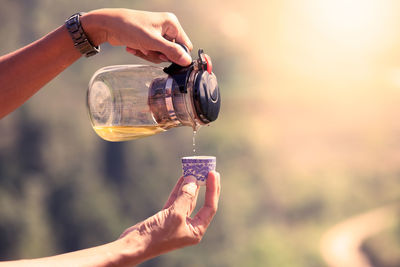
[87,48,221,142]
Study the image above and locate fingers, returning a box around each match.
[159,54,169,62]
[126,47,169,64]
[175,31,193,53]
[163,176,185,209]
[173,176,199,215]
[123,11,192,66]
[159,14,192,65]
[162,12,193,52]
[189,185,201,215]
[156,38,193,66]
[192,171,221,233]
[164,175,200,213]
[158,18,192,66]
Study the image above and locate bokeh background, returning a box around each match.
[1,0,400,266]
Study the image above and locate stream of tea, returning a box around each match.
[192,130,197,154]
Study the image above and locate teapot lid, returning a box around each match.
[193,68,220,123]
[163,48,221,124]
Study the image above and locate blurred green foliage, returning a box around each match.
[1,0,400,266]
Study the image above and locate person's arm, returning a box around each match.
[4,238,145,267]
[0,172,220,267]
[0,25,80,119]
[0,8,193,119]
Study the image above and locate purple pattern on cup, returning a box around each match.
[182,156,216,185]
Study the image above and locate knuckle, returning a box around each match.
[192,236,202,245]
[192,230,204,244]
[209,205,218,216]
[181,189,195,199]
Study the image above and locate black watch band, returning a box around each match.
[65,12,100,57]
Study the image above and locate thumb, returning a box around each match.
[173,176,198,214]
[157,38,192,66]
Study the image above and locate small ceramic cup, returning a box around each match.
[181,156,216,186]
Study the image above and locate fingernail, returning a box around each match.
[182,53,192,66]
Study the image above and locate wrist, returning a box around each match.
[80,10,108,46]
[117,228,153,266]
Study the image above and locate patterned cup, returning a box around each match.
[182,156,216,186]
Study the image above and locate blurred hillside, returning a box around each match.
[1,0,400,266]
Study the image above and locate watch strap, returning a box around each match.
[65,12,100,57]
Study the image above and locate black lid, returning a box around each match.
[193,70,221,123]
[163,47,221,124]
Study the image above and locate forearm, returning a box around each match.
[0,232,149,267]
[0,24,82,118]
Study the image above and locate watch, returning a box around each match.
[65,12,100,57]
